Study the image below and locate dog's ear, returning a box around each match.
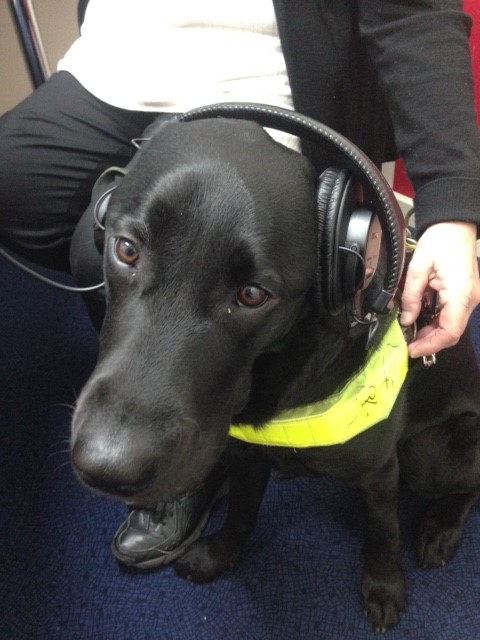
[314,167,383,321]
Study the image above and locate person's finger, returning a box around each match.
[399,257,431,328]
[407,293,469,358]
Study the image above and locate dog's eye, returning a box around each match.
[115,238,139,265]
[236,285,269,308]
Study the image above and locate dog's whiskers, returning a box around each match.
[48,448,71,459]
[50,401,76,411]
[53,460,73,474]
[48,437,72,469]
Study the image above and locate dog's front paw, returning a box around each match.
[174,533,241,584]
[362,567,406,633]
[417,517,463,568]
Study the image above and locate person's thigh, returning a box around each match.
[0,71,157,271]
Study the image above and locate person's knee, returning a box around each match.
[0,108,89,270]
[0,110,33,239]
[0,109,62,258]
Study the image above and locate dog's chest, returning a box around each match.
[261,445,354,481]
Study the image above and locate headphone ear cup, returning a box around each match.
[91,167,127,253]
[315,167,356,314]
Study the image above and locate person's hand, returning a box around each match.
[399,221,480,359]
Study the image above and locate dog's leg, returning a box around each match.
[174,450,271,584]
[359,454,406,633]
[401,411,480,568]
[417,410,480,568]
[417,490,480,568]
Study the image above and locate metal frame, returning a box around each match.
[8,0,50,88]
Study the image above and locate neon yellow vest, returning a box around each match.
[229,320,408,448]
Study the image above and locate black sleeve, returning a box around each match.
[357,0,480,235]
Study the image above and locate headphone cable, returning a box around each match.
[0,245,104,293]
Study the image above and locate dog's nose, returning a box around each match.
[71,437,156,497]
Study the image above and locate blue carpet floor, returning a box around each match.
[1,252,479,640]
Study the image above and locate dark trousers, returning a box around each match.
[0,71,176,327]
[0,71,160,272]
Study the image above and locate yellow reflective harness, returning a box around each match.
[229,319,408,448]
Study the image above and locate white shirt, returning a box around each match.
[58,0,293,114]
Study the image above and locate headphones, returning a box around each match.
[93,102,406,321]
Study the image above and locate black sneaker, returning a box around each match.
[111,468,229,568]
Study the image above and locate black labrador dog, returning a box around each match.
[70,109,480,632]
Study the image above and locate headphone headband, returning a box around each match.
[179,102,405,315]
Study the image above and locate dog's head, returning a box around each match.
[71,118,320,504]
